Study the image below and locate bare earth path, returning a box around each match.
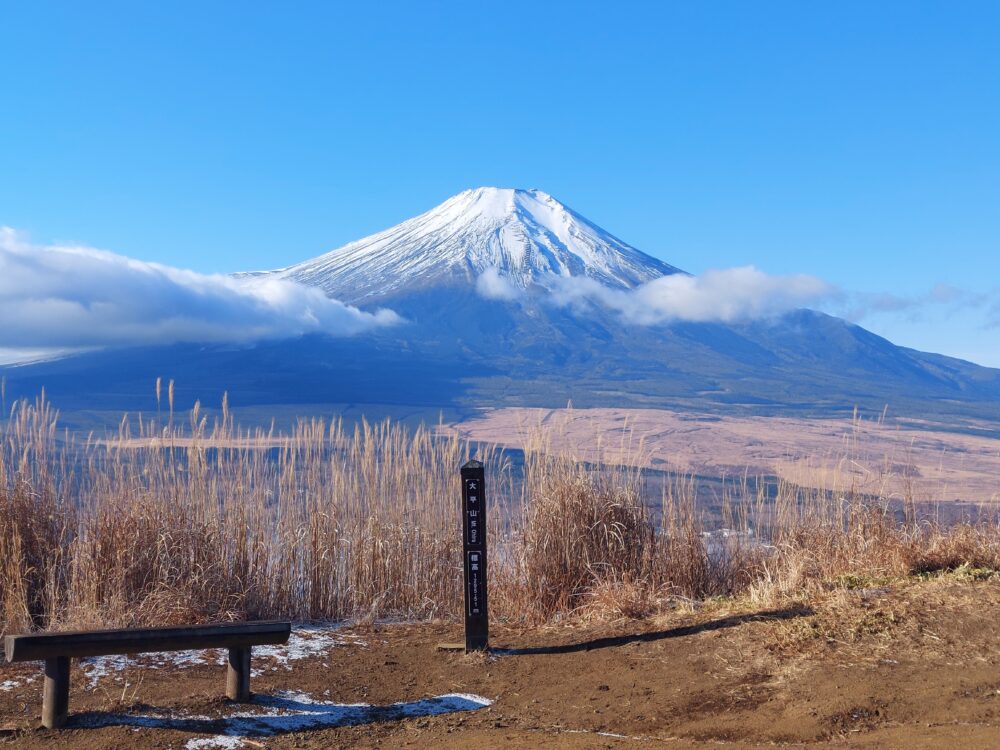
[3,577,1000,748]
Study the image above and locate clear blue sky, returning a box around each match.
[2,2,999,364]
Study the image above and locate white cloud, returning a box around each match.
[0,227,401,351]
[475,266,522,301]
[548,266,836,324]
[843,283,988,323]
[0,347,85,365]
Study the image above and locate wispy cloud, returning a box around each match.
[990,299,1000,329]
[842,283,988,323]
[515,265,997,334]
[474,266,522,301]
[547,266,837,324]
[0,228,400,351]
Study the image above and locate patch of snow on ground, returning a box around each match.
[185,737,245,750]
[82,654,141,689]
[251,626,365,675]
[1,676,34,692]
[79,624,363,688]
[74,690,492,749]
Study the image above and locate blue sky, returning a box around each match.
[2,2,999,364]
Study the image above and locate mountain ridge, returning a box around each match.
[243,187,683,304]
[4,188,1000,427]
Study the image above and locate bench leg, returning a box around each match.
[42,656,70,729]
[226,646,251,702]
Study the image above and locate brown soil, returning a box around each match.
[3,577,1000,749]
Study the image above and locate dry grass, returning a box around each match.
[499,446,656,621]
[1,394,497,632]
[2,394,1000,636]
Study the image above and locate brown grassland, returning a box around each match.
[3,392,1000,747]
[445,406,1000,505]
[3,393,1000,634]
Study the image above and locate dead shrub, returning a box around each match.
[0,481,71,635]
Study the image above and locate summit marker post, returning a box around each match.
[461,459,489,652]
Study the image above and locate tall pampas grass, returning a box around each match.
[2,393,1000,636]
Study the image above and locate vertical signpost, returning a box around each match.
[461,459,489,652]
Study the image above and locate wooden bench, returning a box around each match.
[3,620,291,729]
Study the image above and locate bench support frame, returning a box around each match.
[226,646,252,702]
[42,656,70,729]
[6,621,290,729]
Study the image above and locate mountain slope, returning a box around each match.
[4,187,1000,427]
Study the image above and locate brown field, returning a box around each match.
[444,407,1000,504]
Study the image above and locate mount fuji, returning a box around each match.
[4,187,1000,425]
[240,187,682,303]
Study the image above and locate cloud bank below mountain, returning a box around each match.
[476,266,993,337]
[550,266,837,324]
[0,228,400,353]
[476,266,836,324]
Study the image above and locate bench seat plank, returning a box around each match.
[4,621,291,662]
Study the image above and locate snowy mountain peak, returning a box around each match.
[258,187,683,303]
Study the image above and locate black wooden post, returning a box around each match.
[226,646,251,702]
[42,656,69,729]
[461,459,489,651]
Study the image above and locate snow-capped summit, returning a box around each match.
[254,187,683,303]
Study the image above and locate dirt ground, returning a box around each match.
[4,577,1000,749]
